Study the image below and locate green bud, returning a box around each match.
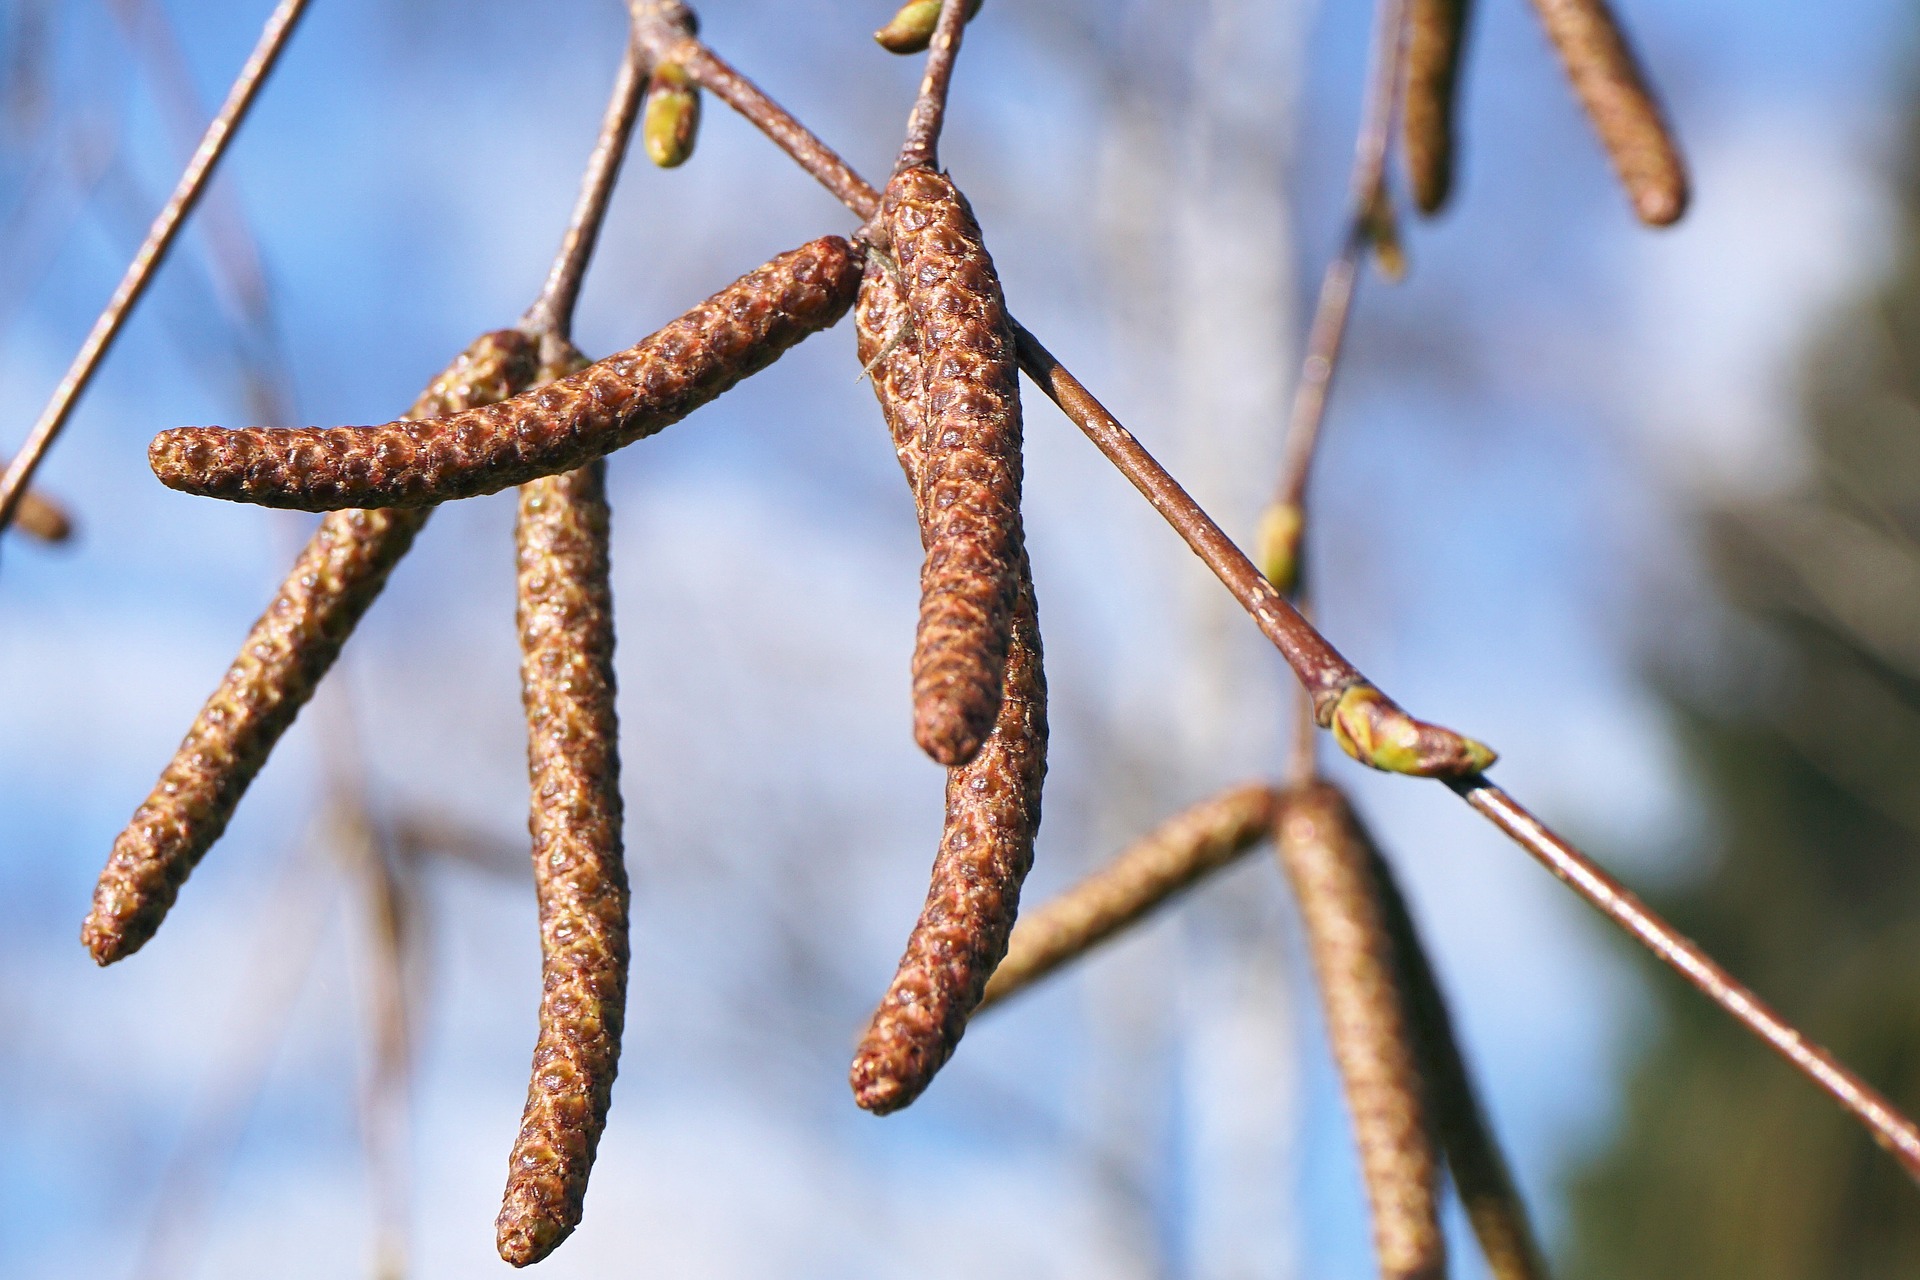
[643,63,700,169]
[1327,683,1495,779]
[874,0,983,55]
[1255,501,1304,594]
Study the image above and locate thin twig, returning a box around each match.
[521,32,650,344]
[1451,777,1920,1183]
[0,0,311,536]
[896,0,973,172]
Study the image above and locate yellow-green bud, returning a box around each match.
[874,0,983,55]
[1363,188,1408,283]
[1327,683,1495,778]
[1255,502,1304,594]
[643,63,701,169]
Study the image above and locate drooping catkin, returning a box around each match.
[977,782,1279,1011]
[883,167,1025,768]
[1276,781,1445,1280]
[848,255,1047,1114]
[1369,821,1550,1280]
[82,330,542,966]
[496,342,630,1268]
[1525,0,1687,226]
[1401,0,1472,215]
[149,236,865,510]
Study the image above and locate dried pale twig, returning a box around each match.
[1276,782,1444,1280]
[0,0,311,537]
[1366,809,1549,1280]
[499,419,628,1267]
[849,255,1047,1114]
[976,781,1280,1012]
[1401,0,1472,216]
[149,237,865,509]
[82,330,543,965]
[1525,0,1687,226]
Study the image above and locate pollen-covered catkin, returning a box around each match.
[150,237,865,510]
[1402,0,1472,215]
[1276,782,1445,1280]
[849,256,1047,1114]
[1525,0,1687,226]
[496,345,629,1268]
[977,781,1279,1011]
[883,167,1025,768]
[81,330,541,965]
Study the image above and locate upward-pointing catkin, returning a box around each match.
[882,167,1025,769]
[496,344,630,1268]
[849,253,1046,1115]
[82,330,543,966]
[1276,781,1446,1280]
[149,236,865,510]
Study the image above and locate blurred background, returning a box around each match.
[0,0,1916,1276]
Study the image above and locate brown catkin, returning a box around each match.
[883,167,1025,768]
[849,255,1047,1115]
[1525,0,1687,226]
[81,330,542,966]
[1402,0,1472,215]
[977,782,1279,1011]
[150,237,865,510]
[1276,782,1445,1280]
[1370,824,1550,1280]
[496,343,629,1267]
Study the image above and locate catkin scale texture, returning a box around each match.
[497,337,628,1265]
[1526,0,1687,226]
[1277,782,1445,1280]
[850,257,1047,1115]
[883,167,1025,768]
[82,331,541,966]
[1402,0,1471,214]
[150,237,864,510]
[978,782,1278,1010]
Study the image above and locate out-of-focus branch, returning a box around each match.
[0,0,312,537]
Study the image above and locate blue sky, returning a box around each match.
[0,0,1914,1276]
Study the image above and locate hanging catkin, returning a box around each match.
[149,237,865,509]
[82,330,542,965]
[977,781,1279,1010]
[496,341,631,1267]
[1276,781,1446,1280]
[848,254,1046,1114]
[1402,0,1472,214]
[881,167,1025,768]
[1525,0,1687,226]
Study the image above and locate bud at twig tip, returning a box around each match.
[1326,683,1495,779]
[874,0,982,55]
[643,62,700,168]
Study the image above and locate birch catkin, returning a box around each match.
[1402,0,1472,215]
[849,255,1047,1114]
[82,330,541,965]
[497,345,630,1267]
[149,237,865,510]
[883,167,1025,768]
[1276,782,1445,1280]
[1526,0,1687,226]
[977,781,1279,1010]
[1370,828,1549,1280]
